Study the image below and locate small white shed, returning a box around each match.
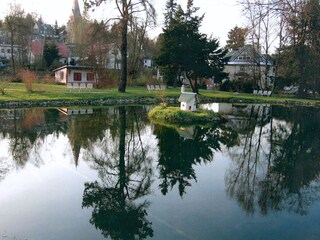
[53,65,97,85]
[178,92,197,111]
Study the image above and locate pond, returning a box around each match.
[0,104,320,240]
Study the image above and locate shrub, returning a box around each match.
[0,76,10,95]
[42,73,56,84]
[220,79,235,92]
[148,106,220,124]
[20,70,38,92]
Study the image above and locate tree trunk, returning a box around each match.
[118,18,128,93]
[118,106,127,198]
[10,33,16,75]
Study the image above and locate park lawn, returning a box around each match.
[0,83,320,106]
[0,83,180,102]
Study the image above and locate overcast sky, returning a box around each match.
[0,0,245,46]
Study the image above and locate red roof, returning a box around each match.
[31,41,69,58]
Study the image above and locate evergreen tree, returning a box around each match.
[164,0,178,27]
[43,42,60,69]
[156,0,228,93]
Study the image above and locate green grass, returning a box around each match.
[0,83,320,107]
[148,105,221,124]
[0,83,180,102]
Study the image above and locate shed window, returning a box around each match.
[87,73,94,81]
[59,72,64,80]
[74,72,81,81]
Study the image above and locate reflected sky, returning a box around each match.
[0,105,320,239]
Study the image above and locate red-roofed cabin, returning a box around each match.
[53,65,97,85]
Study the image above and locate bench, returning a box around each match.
[253,89,272,96]
[67,82,94,92]
[147,84,166,91]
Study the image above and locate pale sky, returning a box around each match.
[0,0,245,46]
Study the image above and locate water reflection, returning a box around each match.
[1,104,320,239]
[224,105,320,215]
[82,107,154,239]
[153,123,238,196]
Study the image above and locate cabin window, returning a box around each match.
[59,72,64,80]
[240,66,246,72]
[74,72,82,81]
[87,73,94,81]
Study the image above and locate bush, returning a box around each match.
[0,76,10,95]
[220,80,253,93]
[148,106,219,124]
[20,70,38,92]
[220,80,235,92]
[38,73,56,84]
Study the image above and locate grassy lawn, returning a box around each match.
[0,82,319,106]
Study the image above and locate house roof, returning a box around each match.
[52,65,95,72]
[178,92,197,103]
[226,45,273,66]
[31,41,69,58]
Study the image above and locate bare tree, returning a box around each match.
[84,0,156,92]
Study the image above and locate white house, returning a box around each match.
[178,86,197,111]
[143,58,152,68]
[53,65,97,85]
[0,43,19,62]
[224,45,275,89]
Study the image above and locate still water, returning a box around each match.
[0,104,319,240]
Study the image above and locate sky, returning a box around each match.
[0,0,245,46]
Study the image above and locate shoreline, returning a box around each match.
[0,95,319,109]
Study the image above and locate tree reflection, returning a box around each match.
[225,105,320,215]
[82,107,153,239]
[0,109,67,168]
[154,123,238,196]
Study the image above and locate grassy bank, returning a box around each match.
[0,83,320,107]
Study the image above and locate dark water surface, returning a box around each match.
[0,104,320,240]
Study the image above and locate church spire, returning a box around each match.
[72,0,81,18]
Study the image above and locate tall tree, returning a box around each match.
[4,3,35,75]
[84,0,155,93]
[164,0,178,27]
[226,26,248,51]
[156,0,228,93]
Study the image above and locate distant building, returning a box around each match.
[0,43,19,63]
[143,58,152,68]
[29,40,69,64]
[67,0,83,44]
[224,45,275,89]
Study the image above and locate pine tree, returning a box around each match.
[156,0,228,93]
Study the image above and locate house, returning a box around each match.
[0,43,19,63]
[178,86,197,111]
[53,65,97,85]
[224,45,275,89]
[143,58,152,68]
[29,40,69,64]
